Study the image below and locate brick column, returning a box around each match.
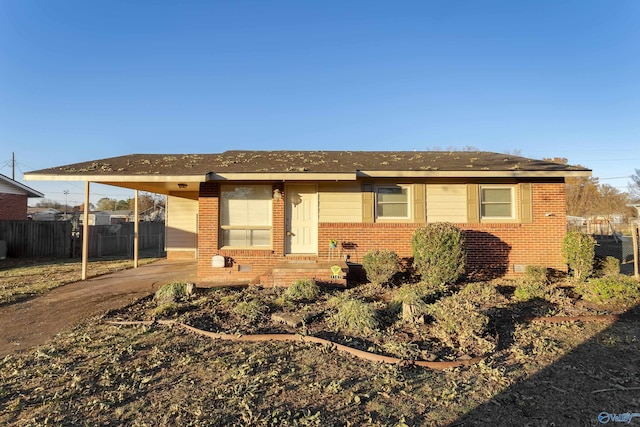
[197,182,220,277]
[272,183,285,256]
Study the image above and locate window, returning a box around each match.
[376,185,410,219]
[480,186,514,219]
[220,185,272,247]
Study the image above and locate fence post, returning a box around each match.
[633,225,639,280]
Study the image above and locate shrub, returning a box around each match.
[330,298,378,335]
[524,265,548,285]
[457,282,504,307]
[284,279,320,302]
[233,299,269,322]
[154,281,196,304]
[513,282,547,302]
[427,295,495,355]
[412,223,466,286]
[362,249,400,286]
[599,256,620,277]
[575,276,640,304]
[562,231,596,282]
[390,283,433,321]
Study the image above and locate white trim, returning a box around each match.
[375,184,411,220]
[480,185,516,220]
[219,184,273,249]
[358,170,591,178]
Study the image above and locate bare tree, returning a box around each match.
[629,168,640,202]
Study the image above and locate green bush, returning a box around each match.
[390,283,431,318]
[362,249,400,286]
[575,276,640,304]
[599,256,620,277]
[411,223,466,286]
[524,265,548,285]
[513,282,547,302]
[457,282,504,307]
[330,298,378,335]
[427,295,495,355]
[284,278,320,302]
[562,231,596,282]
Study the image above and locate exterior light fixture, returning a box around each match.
[273,188,282,201]
[178,183,188,189]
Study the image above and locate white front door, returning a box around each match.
[286,184,318,254]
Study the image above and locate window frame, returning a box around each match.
[375,184,411,221]
[219,184,273,249]
[479,185,516,221]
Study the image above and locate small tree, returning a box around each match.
[411,223,466,286]
[562,231,596,282]
[362,249,399,286]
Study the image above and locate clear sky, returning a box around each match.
[1,0,639,206]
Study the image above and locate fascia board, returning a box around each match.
[357,170,592,178]
[206,172,358,181]
[23,174,206,183]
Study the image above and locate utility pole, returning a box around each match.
[64,190,69,217]
[12,152,15,180]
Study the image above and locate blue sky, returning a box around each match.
[1,0,639,205]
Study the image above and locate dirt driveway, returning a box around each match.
[0,259,196,358]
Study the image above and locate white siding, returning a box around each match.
[426,184,467,223]
[0,181,25,195]
[318,183,362,223]
[166,195,198,254]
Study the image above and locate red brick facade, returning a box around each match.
[0,193,29,221]
[197,181,568,282]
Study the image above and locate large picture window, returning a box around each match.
[480,186,514,219]
[376,185,410,219]
[220,185,272,247]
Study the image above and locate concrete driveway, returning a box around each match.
[0,259,196,358]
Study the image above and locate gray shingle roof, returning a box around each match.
[26,150,590,176]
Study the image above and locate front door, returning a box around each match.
[286,184,318,254]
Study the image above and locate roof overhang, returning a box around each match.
[357,170,592,178]
[0,174,44,198]
[23,173,206,195]
[205,172,358,181]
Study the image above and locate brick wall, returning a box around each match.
[0,193,28,220]
[196,182,568,281]
[197,182,288,281]
[318,183,568,277]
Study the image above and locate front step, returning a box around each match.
[266,261,348,287]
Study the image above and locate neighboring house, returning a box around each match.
[0,174,44,220]
[29,208,61,221]
[24,151,591,285]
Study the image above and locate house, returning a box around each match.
[0,174,44,220]
[29,207,61,221]
[24,151,591,285]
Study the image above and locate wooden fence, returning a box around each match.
[0,221,165,259]
[84,222,165,258]
[0,221,72,258]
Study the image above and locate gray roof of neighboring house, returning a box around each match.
[0,173,44,197]
[25,150,590,177]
